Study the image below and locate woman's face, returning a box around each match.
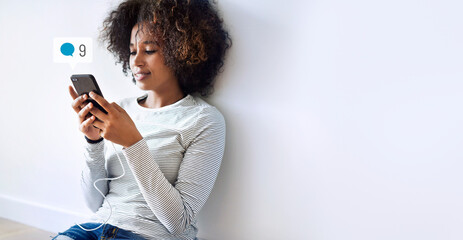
[129,23,178,92]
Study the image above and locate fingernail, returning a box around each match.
[89,92,95,97]
[82,94,87,100]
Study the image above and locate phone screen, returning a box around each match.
[70,74,108,114]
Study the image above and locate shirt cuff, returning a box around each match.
[84,138,105,161]
[85,136,104,144]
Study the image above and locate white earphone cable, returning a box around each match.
[77,141,126,231]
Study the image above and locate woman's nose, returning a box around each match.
[133,52,145,66]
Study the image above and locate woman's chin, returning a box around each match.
[135,81,150,91]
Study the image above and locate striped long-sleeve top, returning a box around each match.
[81,94,225,240]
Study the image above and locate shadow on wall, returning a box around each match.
[195,1,293,238]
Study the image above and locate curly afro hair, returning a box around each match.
[99,0,232,96]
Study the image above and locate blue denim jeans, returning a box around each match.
[52,222,146,240]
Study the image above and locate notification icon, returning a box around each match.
[53,38,93,69]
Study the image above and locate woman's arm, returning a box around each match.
[80,140,108,212]
[68,86,109,212]
[122,108,226,235]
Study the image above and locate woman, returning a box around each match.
[53,0,231,239]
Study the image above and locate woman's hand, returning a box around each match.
[86,91,143,148]
[69,86,102,141]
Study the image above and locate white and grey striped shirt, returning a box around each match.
[81,94,225,240]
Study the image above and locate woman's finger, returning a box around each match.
[89,92,112,114]
[91,117,105,131]
[72,94,88,114]
[68,85,79,100]
[80,115,96,132]
[89,105,109,122]
[77,101,93,122]
[111,102,124,113]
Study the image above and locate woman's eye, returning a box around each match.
[129,50,156,56]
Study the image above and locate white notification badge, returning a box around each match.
[53,38,93,69]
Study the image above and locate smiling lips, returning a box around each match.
[134,72,151,81]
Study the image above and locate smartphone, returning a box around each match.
[70,74,108,114]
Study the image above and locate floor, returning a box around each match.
[0,217,55,240]
[0,217,208,239]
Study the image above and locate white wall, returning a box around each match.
[1,0,462,239]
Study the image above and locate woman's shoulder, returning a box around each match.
[191,96,225,124]
[192,96,218,111]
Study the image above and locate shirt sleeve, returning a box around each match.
[80,140,108,213]
[122,107,226,235]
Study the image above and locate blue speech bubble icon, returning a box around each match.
[60,42,75,56]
